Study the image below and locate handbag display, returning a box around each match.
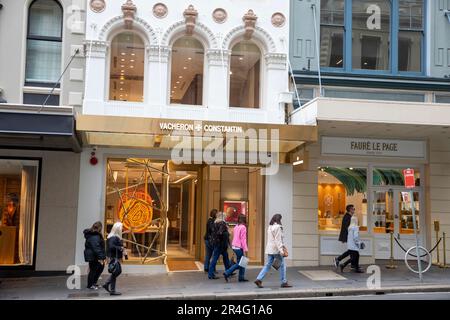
[238,256,249,268]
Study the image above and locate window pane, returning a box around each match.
[28,0,62,38]
[320,26,344,68]
[230,41,260,108]
[399,0,423,30]
[372,190,394,234]
[25,39,61,83]
[170,37,204,105]
[352,0,391,70]
[372,168,420,186]
[318,167,368,232]
[321,0,345,25]
[109,32,145,102]
[0,159,39,266]
[399,191,420,234]
[398,30,422,72]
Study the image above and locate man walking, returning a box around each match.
[333,204,355,268]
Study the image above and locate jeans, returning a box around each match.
[341,250,360,269]
[256,254,287,284]
[208,245,230,279]
[337,249,351,262]
[87,260,104,288]
[204,239,214,271]
[224,249,245,281]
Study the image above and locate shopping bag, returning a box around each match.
[238,256,249,268]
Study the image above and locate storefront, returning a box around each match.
[75,114,317,272]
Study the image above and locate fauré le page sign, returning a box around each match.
[321,137,426,159]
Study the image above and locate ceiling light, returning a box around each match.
[121,53,126,56]
[183,67,187,70]
[174,86,177,89]
[179,76,183,79]
[349,167,354,170]
[172,91,175,93]
[176,81,180,84]
[130,59,135,62]
[121,65,125,68]
[120,82,124,85]
[229,71,233,75]
[130,66,134,69]
[188,57,192,60]
[293,160,304,166]
[239,57,244,61]
[131,53,136,56]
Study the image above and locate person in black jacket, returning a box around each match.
[333,205,355,268]
[208,212,231,280]
[83,221,106,289]
[203,209,218,273]
[103,222,127,296]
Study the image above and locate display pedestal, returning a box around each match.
[0,226,16,264]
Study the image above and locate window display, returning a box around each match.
[223,201,247,225]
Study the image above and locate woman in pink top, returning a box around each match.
[223,215,248,282]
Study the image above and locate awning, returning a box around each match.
[0,104,81,152]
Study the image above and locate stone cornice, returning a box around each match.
[206,49,231,67]
[84,40,109,58]
[265,53,287,70]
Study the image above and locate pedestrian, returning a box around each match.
[83,221,106,290]
[103,222,127,295]
[254,214,292,288]
[208,212,231,280]
[204,209,218,273]
[333,204,355,268]
[339,216,364,273]
[223,214,249,282]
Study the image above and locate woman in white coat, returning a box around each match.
[339,216,364,273]
[254,214,292,288]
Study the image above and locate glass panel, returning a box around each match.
[28,0,62,38]
[0,159,39,266]
[109,32,145,102]
[399,0,423,30]
[229,41,261,108]
[398,30,422,72]
[320,26,344,68]
[220,168,249,226]
[373,168,420,187]
[352,0,391,70]
[170,37,204,105]
[321,0,345,25]
[25,39,62,83]
[318,167,368,232]
[372,190,394,234]
[399,191,420,234]
[435,95,450,104]
[324,88,425,102]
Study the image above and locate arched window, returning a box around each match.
[170,37,204,105]
[25,0,63,86]
[229,41,261,108]
[109,32,145,102]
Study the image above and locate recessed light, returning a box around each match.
[131,53,136,56]
[174,86,177,89]
[176,81,180,84]
[120,82,124,85]
[229,71,233,75]
[130,59,135,62]
[121,70,125,73]
[121,59,125,62]
[120,65,125,68]
[239,57,244,61]
[188,57,192,60]
[130,66,134,69]
[183,67,187,70]
[179,76,183,79]
[120,88,123,91]
[121,53,126,56]
[172,91,175,93]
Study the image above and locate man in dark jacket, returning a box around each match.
[334,205,355,269]
[83,221,106,289]
[203,209,218,272]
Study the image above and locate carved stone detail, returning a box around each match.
[212,8,227,24]
[84,40,109,58]
[147,45,171,63]
[122,0,137,29]
[222,25,276,53]
[153,3,168,19]
[98,15,158,45]
[265,53,287,70]
[242,10,257,40]
[161,20,218,48]
[183,5,198,36]
[206,49,231,67]
[90,0,106,13]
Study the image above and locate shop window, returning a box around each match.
[25,0,63,86]
[318,167,368,232]
[320,0,345,68]
[109,32,145,102]
[229,41,261,108]
[170,37,204,105]
[0,159,39,266]
[372,167,420,187]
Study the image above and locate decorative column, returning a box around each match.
[243,10,258,40]
[122,0,137,29]
[206,49,231,112]
[147,45,171,109]
[264,53,288,123]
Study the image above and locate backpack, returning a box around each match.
[211,222,228,246]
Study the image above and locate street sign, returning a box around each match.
[403,168,415,189]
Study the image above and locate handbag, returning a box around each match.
[108,258,119,274]
[272,256,282,270]
[282,246,288,258]
[238,256,249,268]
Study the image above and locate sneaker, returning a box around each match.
[281,282,292,288]
[254,279,263,288]
[239,279,249,282]
[110,291,122,296]
[87,285,98,290]
[223,273,230,282]
[333,257,339,269]
[209,275,219,280]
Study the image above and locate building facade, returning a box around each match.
[290,0,450,266]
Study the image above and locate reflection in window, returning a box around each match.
[320,0,345,68]
[109,32,145,102]
[25,0,63,85]
[318,167,368,232]
[170,37,204,105]
[352,0,390,70]
[372,168,420,186]
[0,159,39,266]
[398,0,423,72]
[229,41,261,108]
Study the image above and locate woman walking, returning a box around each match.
[208,212,231,280]
[83,221,106,289]
[223,214,248,282]
[254,214,292,288]
[339,216,364,273]
[103,222,127,295]
[204,209,218,273]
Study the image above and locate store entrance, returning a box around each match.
[372,188,424,260]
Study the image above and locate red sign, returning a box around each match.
[403,169,415,189]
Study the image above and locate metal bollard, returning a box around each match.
[433,221,441,266]
[441,232,449,269]
[386,231,397,269]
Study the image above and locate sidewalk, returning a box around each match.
[1,263,450,300]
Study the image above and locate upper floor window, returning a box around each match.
[109,32,145,102]
[25,0,63,86]
[170,37,204,105]
[229,41,261,108]
[320,0,424,75]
